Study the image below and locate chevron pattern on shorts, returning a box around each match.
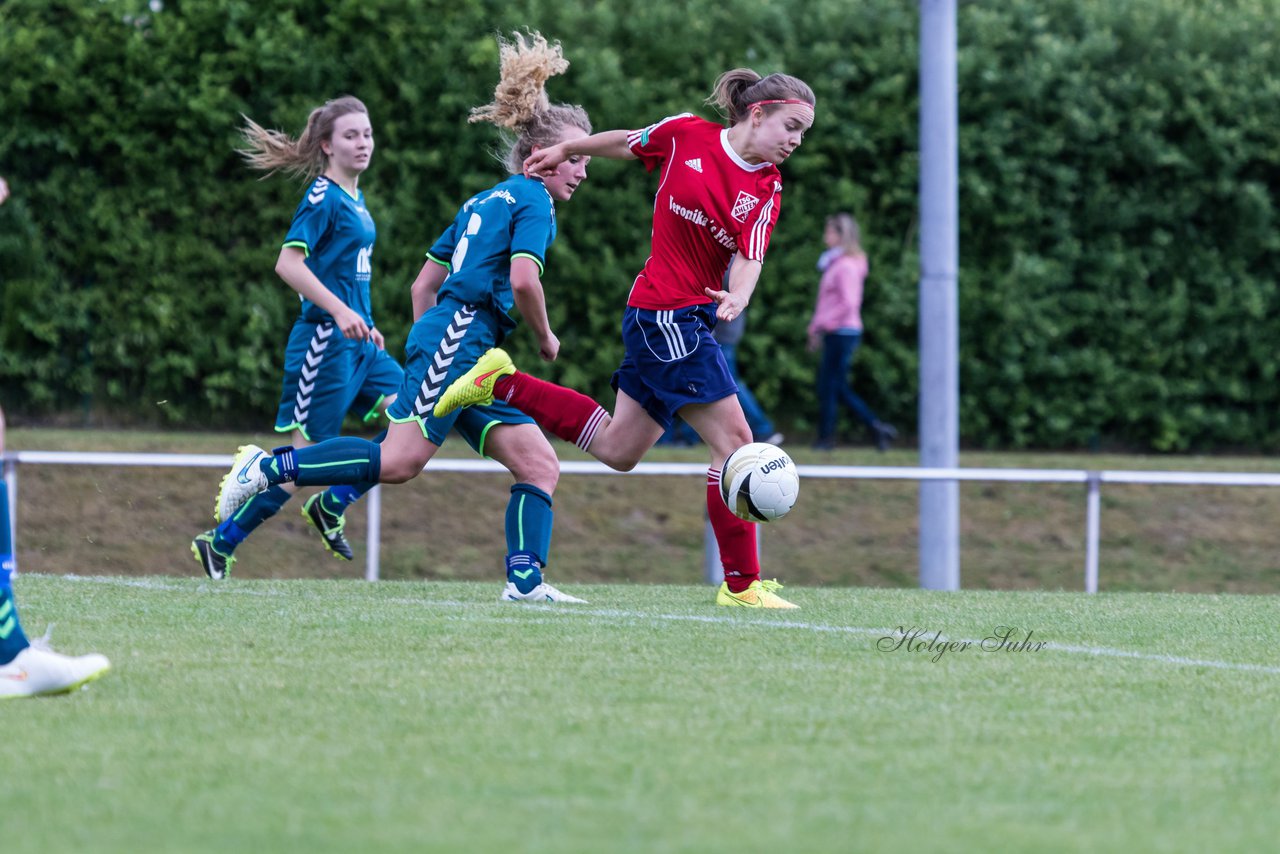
[293,322,335,426]
[413,307,476,417]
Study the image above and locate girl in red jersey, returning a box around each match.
[436,69,815,609]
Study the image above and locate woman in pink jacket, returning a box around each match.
[807,213,897,451]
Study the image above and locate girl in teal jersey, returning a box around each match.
[192,97,405,579]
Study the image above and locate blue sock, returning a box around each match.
[505,483,554,593]
[0,487,30,664]
[212,485,292,554]
[320,483,372,515]
[262,438,381,487]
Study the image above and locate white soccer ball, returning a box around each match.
[719,442,799,523]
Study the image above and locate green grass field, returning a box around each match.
[5,574,1277,853]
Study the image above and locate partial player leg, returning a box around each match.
[2,468,111,697]
[434,349,664,471]
[1,474,30,665]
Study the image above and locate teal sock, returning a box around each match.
[263,438,381,486]
[319,429,385,513]
[213,485,292,554]
[505,484,554,593]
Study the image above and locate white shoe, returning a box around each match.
[0,642,110,699]
[215,444,269,523]
[500,581,588,604]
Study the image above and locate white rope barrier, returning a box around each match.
[7,450,1280,592]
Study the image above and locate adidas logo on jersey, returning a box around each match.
[684,158,703,173]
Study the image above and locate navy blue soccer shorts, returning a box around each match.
[386,299,535,456]
[612,304,738,430]
[273,318,405,443]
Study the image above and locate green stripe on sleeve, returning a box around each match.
[282,240,311,258]
[425,252,451,269]
[510,252,545,277]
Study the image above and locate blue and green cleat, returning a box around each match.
[302,493,354,561]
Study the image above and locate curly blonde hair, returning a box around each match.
[469,32,591,174]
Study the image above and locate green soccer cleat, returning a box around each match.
[191,530,236,580]
[715,579,799,609]
[433,348,516,418]
[302,493,354,561]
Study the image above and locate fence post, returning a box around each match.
[364,484,381,582]
[1085,472,1101,593]
[2,456,15,578]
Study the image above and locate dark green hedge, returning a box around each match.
[1,0,1277,450]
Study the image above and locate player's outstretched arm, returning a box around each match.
[524,129,634,177]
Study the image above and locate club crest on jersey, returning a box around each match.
[731,190,760,223]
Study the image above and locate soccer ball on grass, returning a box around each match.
[719,442,799,523]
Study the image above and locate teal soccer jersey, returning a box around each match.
[283,175,376,326]
[424,175,555,335]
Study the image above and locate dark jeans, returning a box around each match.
[658,342,775,445]
[817,331,879,441]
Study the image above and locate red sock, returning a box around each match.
[495,372,609,450]
[706,467,760,593]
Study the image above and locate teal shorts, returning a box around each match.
[386,299,534,456]
[273,318,404,443]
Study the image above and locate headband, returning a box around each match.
[748,99,814,111]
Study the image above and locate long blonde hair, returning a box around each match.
[237,96,368,181]
[469,32,591,174]
[707,68,815,124]
[827,213,864,257]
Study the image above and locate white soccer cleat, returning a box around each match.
[500,581,588,604]
[0,642,111,699]
[215,444,269,523]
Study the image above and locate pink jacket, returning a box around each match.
[808,252,867,335]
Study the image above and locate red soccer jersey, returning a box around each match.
[626,114,783,310]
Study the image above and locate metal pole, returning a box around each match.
[1085,473,1101,593]
[704,515,723,585]
[2,457,16,578]
[919,0,960,590]
[364,484,381,582]
[703,512,762,586]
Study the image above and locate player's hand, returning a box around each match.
[0,176,9,206]
[704,287,748,322]
[807,332,821,352]
[538,332,560,362]
[334,306,371,341]
[370,326,385,350]
[524,144,568,178]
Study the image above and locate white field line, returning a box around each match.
[54,574,1280,676]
